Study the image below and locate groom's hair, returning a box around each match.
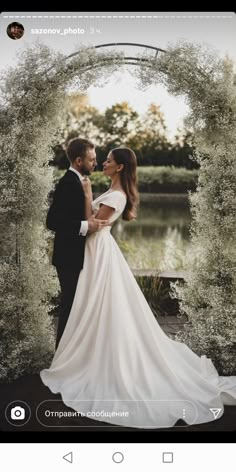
[66,138,95,163]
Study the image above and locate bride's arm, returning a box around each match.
[95,204,115,222]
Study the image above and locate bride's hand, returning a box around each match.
[81,177,92,198]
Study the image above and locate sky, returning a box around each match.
[0,11,235,140]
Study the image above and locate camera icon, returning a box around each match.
[11,406,25,420]
[5,401,31,426]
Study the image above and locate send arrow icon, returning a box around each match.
[210,408,222,419]
[63,452,73,464]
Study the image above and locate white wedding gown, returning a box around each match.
[40,190,236,428]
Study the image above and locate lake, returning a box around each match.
[110,194,192,271]
[0,194,192,273]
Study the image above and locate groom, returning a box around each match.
[46,137,108,348]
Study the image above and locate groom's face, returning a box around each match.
[79,148,97,176]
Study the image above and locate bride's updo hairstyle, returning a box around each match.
[111,147,139,221]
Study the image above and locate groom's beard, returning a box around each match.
[83,169,92,176]
[83,166,97,176]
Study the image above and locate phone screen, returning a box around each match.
[0,10,236,470]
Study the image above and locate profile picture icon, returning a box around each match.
[7,22,24,40]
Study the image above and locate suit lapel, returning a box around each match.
[67,169,84,190]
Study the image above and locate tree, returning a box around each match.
[129,104,170,165]
[52,97,195,169]
[51,92,103,168]
[99,101,140,146]
[168,129,199,169]
[64,92,102,143]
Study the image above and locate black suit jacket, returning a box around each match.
[46,170,86,270]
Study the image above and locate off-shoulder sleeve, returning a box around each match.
[98,191,126,213]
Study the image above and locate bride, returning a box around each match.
[40,147,236,429]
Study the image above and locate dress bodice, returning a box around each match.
[92,190,127,223]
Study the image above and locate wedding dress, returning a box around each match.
[40,190,236,428]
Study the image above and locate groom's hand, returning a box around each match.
[81,177,93,199]
[87,214,109,233]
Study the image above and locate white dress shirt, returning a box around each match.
[69,166,88,236]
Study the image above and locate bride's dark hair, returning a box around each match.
[111,147,139,221]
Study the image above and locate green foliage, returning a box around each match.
[135,275,173,318]
[90,172,110,192]
[137,166,198,192]
[92,166,198,192]
[137,166,198,185]
[99,101,140,145]
[53,167,198,193]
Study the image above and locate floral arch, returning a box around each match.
[0,41,236,381]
